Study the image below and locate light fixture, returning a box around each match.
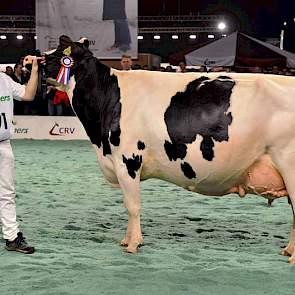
[153,35,161,40]
[16,35,23,40]
[0,35,7,40]
[137,35,143,40]
[284,21,287,26]
[189,34,197,40]
[208,34,215,39]
[34,35,37,40]
[222,34,227,37]
[218,22,226,30]
[172,35,179,40]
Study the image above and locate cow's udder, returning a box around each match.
[229,154,288,199]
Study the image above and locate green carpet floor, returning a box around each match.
[0,140,294,295]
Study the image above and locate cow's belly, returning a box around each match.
[155,154,287,199]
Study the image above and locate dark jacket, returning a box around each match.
[103,0,127,20]
[10,73,28,85]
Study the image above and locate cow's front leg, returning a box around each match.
[115,158,143,253]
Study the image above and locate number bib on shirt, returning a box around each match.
[0,91,14,141]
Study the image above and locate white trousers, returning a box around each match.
[0,140,19,241]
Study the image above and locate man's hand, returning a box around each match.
[23,55,45,72]
[21,56,45,101]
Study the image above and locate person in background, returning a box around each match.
[103,0,131,52]
[120,54,132,71]
[5,66,13,77]
[46,85,57,116]
[52,89,70,116]
[0,55,43,254]
[11,63,27,85]
[177,62,187,73]
[10,63,28,115]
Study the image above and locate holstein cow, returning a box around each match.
[43,36,295,263]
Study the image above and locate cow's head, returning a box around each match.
[43,35,91,88]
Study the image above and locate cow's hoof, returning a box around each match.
[120,237,144,248]
[120,238,129,247]
[126,245,138,253]
[281,244,294,257]
[282,249,292,256]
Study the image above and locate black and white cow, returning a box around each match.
[43,36,295,263]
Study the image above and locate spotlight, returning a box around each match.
[172,35,179,40]
[137,35,143,40]
[34,36,37,40]
[208,34,215,39]
[284,21,287,26]
[0,35,7,40]
[16,35,23,40]
[218,22,226,30]
[189,35,197,40]
[153,35,161,40]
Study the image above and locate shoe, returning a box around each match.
[5,232,35,254]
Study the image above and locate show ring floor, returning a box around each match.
[0,140,294,295]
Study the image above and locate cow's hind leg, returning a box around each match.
[115,158,143,253]
[282,198,295,262]
[270,148,295,263]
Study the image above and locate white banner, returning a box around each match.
[12,116,89,140]
[36,0,138,58]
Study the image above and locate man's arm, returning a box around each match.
[21,57,40,101]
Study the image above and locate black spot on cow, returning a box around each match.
[181,162,196,179]
[164,76,235,162]
[164,140,187,161]
[137,141,146,150]
[45,36,121,156]
[122,154,143,179]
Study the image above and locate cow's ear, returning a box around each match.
[59,35,73,48]
[78,37,89,48]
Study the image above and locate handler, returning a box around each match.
[0,56,43,254]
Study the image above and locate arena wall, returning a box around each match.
[12,116,88,140]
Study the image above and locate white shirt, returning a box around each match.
[0,73,25,141]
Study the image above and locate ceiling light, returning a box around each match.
[218,22,226,30]
[16,35,23,40]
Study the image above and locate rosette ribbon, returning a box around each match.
[56,55,74,85]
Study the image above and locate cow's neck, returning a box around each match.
[72,57,121,156]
